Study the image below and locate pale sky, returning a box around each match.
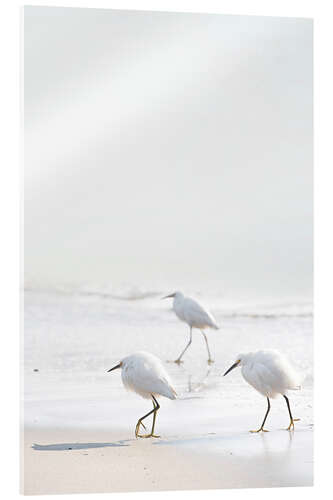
[24,7,312,298]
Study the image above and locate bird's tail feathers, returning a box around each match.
[169,387,177,400]
[166,385,177,400]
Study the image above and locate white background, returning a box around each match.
[23,6,312,301]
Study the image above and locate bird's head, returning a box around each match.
[223,354,246,376]
[107,361,123,372]
[161,291,183,300]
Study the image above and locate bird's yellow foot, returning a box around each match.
[174,359,184,364]
[286,418,300,431]
[250,427,269,433]
[137,434,160,439]
[135,421,146,437]
[207,359,214,365]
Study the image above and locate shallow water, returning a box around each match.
[23,289,313,489]
[23,289,312,430]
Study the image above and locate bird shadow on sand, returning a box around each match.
[32,440,131,451]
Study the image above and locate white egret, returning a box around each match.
[223,349,301,432]
[107,351,177,438]
[162,291,219,364]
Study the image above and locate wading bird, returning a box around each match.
[107,351,177,438]
[223,349,301,432]
[162,291,219,364]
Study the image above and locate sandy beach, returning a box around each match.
[22,289,313,495]
[23,421,313,495]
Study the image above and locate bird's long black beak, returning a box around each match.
[161,293,175,299]
[107,363,122,372]
[223,360,240,376]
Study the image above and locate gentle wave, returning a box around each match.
[24,283,162,301]
[220,311,312,319]
[24,283,313,318]
[220,300,313,318]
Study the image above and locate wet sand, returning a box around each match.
[23,291,313,495]
[22,423,313,495]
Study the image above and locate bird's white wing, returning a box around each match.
[242,362,282,398]
[257,350,302,392]
[183,297,219,329]
[242,352,301,398]
[122,358,177,400]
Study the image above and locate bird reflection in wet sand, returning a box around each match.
[187,367,212,393]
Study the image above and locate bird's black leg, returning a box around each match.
[175,326,192,363]
[135,403,156,438]
[250,397,270,433]
[200,330,214,364]
[135,396,161,439]
[283,395,300,431]
[150,395,160,437]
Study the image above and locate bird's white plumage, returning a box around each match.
[238,350,302,398]
[172,291,219,329]
[120,351,177,400]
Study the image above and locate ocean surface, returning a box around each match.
[23,286,313,432]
